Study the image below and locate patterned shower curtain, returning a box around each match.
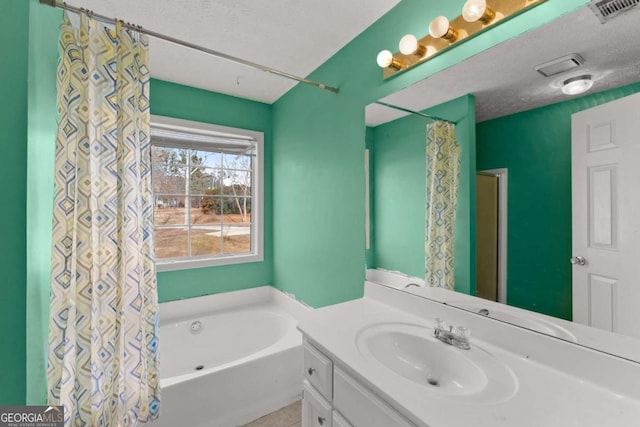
[425,121,461,290]
[48,13,160,426]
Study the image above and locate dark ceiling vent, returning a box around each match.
[535,54,584,77]
[589,0,640,23]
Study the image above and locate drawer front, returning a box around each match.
[333,367,415,427]
[332,410,353,427]
[304,341,333,400]
[303,381,332,427]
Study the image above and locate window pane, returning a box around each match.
[153,164,186,195]
[191,226,222,257]
[223,170,251,197]
[223,202,251,255]
[191,196,222,225]
[193,150,222,168]
[153,147,188,167]
[190,167,223,195]
[224,153,252,170]
[154,227,188,259]
[154,199,187,225]
[153,147,188,194]
[223,197,251,222]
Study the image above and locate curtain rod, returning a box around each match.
[374,101,457,124]
[39,0,340,95]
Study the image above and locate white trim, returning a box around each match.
[365,149,371,250]
[479,168,508,304]
[151,115,264,272]
[151,115,262,141]
[156,253,264,272]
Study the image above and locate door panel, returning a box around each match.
[476,173,499,302]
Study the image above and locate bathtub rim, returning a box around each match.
[159,285,310,326]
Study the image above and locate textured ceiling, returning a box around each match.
[366,6,640,126]
[72,0,401,103]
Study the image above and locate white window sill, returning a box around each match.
[156,253,263,272]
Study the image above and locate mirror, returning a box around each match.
[365,4,640,361]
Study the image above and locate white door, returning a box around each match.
[572,92,640,338]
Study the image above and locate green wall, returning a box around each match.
[476,81,640,319]
[272,0,588,308]
[0,0,30,405]
[371,96,476,295]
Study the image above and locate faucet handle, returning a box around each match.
[453,326,471,341]
[433,318,445,330]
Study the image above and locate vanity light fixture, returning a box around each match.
[462,0,496,24]
[378,0,548,78]
[562,75,594,95]
[429,16,459,43]
[376,50,404,70]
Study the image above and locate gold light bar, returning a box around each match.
[381,0,548,79]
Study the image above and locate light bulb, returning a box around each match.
[399,34,419,55]
[463,0,486,22]
[398,34,427,57]
[562,75,593,95]
[429,16,458,42]
[376,50,394,68]
[429,16,451,38]
[462,0,496,24]
[376,50,404,70]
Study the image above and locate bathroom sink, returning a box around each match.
[448,301,578,342]
[356,322,518,403]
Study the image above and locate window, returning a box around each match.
[150,116,263,271]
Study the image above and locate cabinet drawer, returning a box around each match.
[332,410,353,427]
[303,380,332,427]
[333,367,415,427]
[304,341,333,400]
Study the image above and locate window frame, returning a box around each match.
[151,115,264,272]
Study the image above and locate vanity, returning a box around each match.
[298,281,640,427]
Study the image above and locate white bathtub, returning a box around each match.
[149,286,310,427]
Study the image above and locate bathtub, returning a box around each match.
[149,286,310,427]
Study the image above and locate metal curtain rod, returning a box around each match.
[39,0,340,95]
[374,101,457,124]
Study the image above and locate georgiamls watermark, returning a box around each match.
[0,406,64,427]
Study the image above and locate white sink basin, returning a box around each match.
[356,322,518,403]
[448,301,578,342]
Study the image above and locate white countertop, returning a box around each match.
[298,288,640,427]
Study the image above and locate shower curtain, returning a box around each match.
[48,13,160,426]
[425,121,460,290]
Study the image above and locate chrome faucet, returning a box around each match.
[433,318,471,350]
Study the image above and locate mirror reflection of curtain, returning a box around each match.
[425,121,460,290]
[48,12,160,426]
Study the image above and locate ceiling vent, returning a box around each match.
[535,54,585,78]
[589,0,639,23]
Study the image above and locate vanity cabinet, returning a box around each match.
[302,339,415,427]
